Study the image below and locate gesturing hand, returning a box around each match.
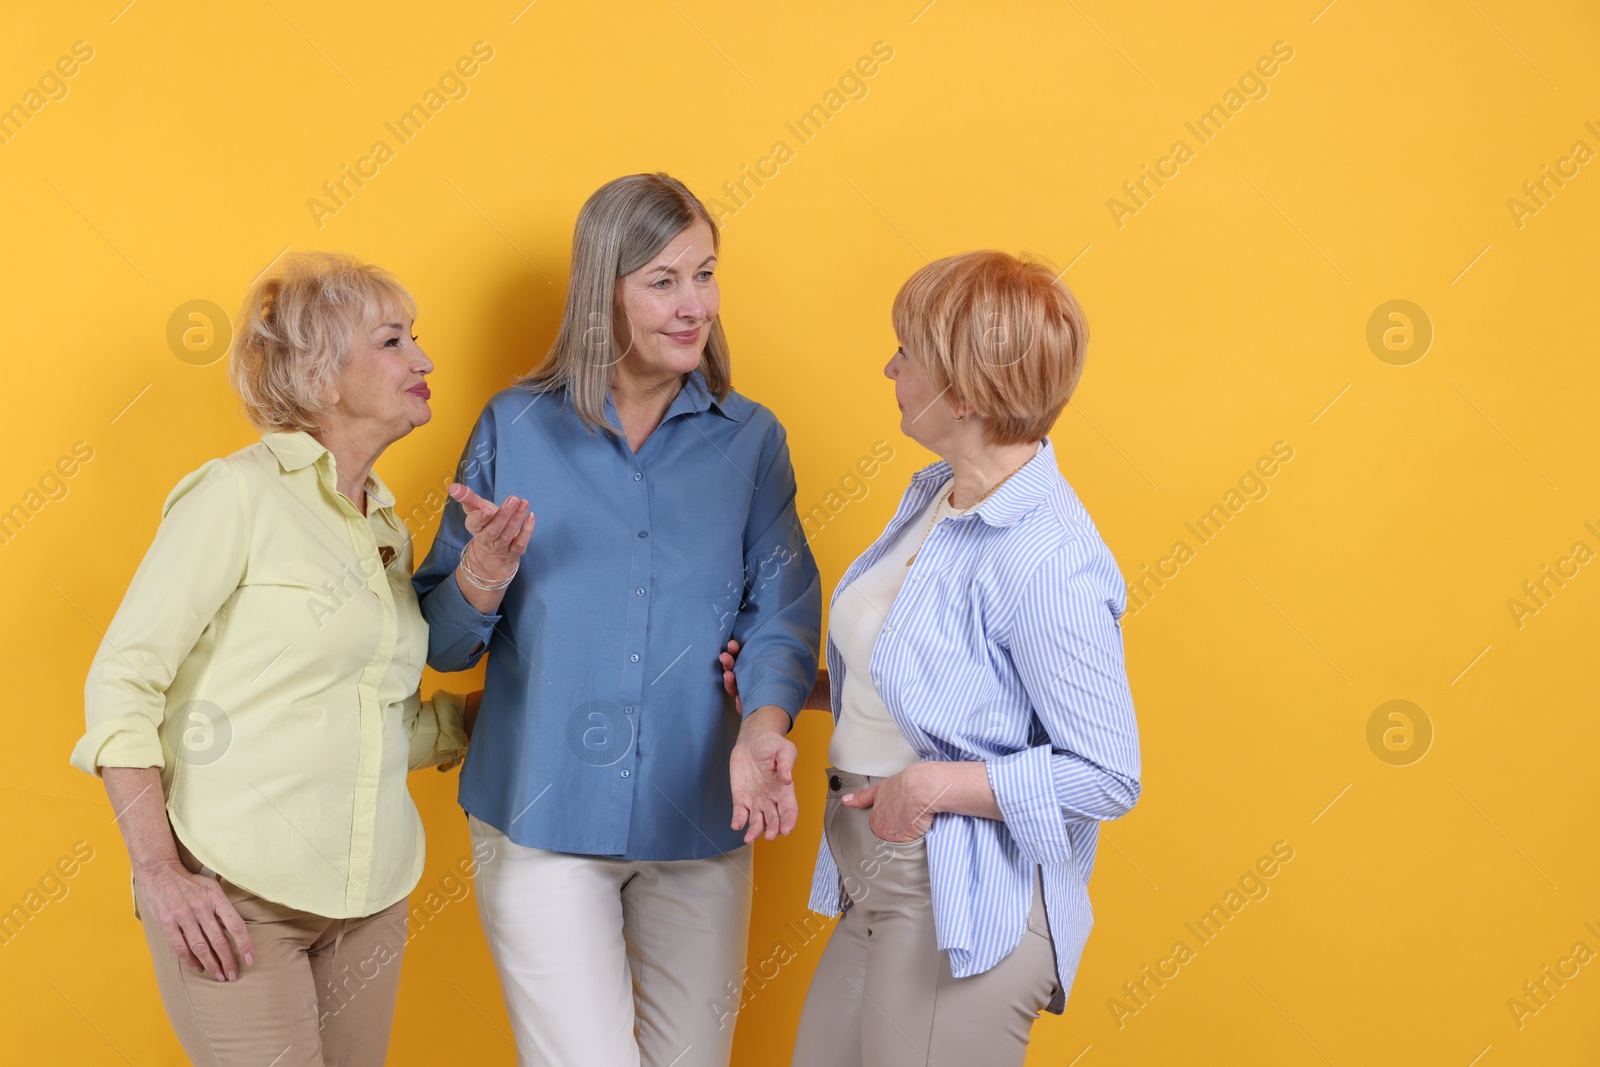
[729,707,799,844]
[449,483,534,588]
[136,861,253,983]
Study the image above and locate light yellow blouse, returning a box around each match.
[70,430,467,919]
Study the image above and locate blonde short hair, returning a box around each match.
[229,251,415,433]
[891,251,1088,445]
[517,173,731,433]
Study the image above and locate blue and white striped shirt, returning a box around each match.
[806,437,1141,1012]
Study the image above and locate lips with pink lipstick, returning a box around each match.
[408,382,431,399]
[664,326,702,345]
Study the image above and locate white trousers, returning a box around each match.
[469,814,754,1067]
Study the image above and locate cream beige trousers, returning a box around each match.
[136,843,408,1066]
[792,768,1061,1067]
[468,813,754,1067]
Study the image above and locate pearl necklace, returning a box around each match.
[905,460,1029,567]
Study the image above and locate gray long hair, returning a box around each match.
[517,173,732,432]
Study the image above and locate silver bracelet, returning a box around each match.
[459,543,517,591]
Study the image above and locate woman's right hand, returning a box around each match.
[450,483,535,579]
[449,484,534,613]
[135,860,253,983]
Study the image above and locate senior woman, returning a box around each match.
[69,252,503,1066]
[785,251,1142,1065]
[411,172,821,1067]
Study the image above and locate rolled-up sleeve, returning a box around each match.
[990,539,1141,864]
[413,408,501,672]
[70,459,249,777]
[729,423,822,729]
[405,689,469,771]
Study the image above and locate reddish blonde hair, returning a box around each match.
[891,251,1088,444]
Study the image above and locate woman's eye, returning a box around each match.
[653,278,671,289]
[697,270,714,281]
[384,337,401,347]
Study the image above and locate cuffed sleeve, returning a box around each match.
[418,564,500,671]
[993,538,1142,863]
[406,688,469,771]
[729,423,822,729]
[70,458,250,777]
[413,406,502,672]
[987,746,1072,863]
[71,717,166,775]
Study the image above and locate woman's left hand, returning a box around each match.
[729,706,799,843]
[841,762,947,842]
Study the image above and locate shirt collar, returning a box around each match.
[671,369,739,422]
[600,369,737,427]
[679,369,720,417]
[908,437,1055,529]
[260,430,397,511]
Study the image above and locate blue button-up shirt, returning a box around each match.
[414,372,821,860]
[807,437,1141,1013]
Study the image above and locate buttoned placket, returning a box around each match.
[605,385,715,846]
[614,442,653,848]
[318,457,398,914]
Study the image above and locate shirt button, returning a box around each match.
[872,676,881,687]
[638,531,648,538]
[620,769,630,778]
[624,706,633,715]
[913,574,925,582]
[630,653,640,662]
[883,625,893,634]
[633,472,642,482]
[635,588,645,596]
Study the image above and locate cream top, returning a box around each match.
[827,477,965,776]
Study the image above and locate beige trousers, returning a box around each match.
[792,768,1061,1067]
[136,844,408,1066]
[468,813,754,1067]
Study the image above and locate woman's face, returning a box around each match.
[884,343,958,452]
[326,304,434,442]
[614,218,719,381]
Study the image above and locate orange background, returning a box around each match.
[4,1,1598,1063]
